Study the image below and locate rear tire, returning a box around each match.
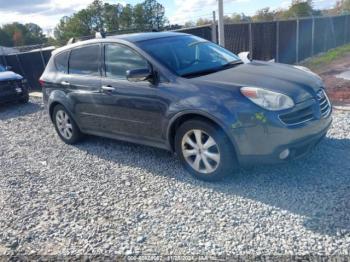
[175,119,238,181]
[52,105,83,144]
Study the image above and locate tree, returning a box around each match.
[88,0,105,32]
[343,0,350,10]
[13,31,24,46]
[0,22,47,47]
[196,18,212,26]
[284,0,314,18]
[25,23,47,44]
[184,21,195,28]
[143,0,167,29]
[223,13,250,24]
[53,0,168,44]
[339,0,350,13]
[54,0,106,44]
[133,3,146,30]
[120,4,133,29]
[252,7,275,22]
[104,3,123,31]
[0,29,12,47]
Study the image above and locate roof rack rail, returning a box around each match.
[95,32,106,39]
[67,38,76,45]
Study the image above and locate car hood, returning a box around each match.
[190,61,323,103]
[0,71,23,81]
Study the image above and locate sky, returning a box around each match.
[0,0,338,34]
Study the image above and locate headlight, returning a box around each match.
[241,87,295,111]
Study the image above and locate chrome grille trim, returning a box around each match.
[279,89,331,127]
[279,104,315,126]
[317,90,331,118]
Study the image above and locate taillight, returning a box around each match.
[39,79,45,87]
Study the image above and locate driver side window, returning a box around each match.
[105,44,149,79]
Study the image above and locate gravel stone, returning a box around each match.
[0,98,350,256]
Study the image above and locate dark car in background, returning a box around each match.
[0,65,29,104]
[40,32,332,181]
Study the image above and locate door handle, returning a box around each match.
[61,81,70,86]
[101,85,115,92]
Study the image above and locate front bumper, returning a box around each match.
[0,80,28,103]
[0,91,28,104]
[233,109,332,166]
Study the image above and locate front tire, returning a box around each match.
[18,93,29,104]
[175,119,237,181]
[52,105,83,144]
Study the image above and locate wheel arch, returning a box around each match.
[166,111,239,157]
[49,101,61,121]
[47,90,77,124]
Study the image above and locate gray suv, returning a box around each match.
[40,32,332,181]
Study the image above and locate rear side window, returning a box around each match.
[69,45,100,76]
[55,51,69,73]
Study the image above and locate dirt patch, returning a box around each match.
[310,54,350,104]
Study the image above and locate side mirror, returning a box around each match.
[5,66,12,71]
[126,68,152,82]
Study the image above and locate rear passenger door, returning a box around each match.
[66,44,104,131]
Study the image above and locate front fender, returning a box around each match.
[165,96,241,152]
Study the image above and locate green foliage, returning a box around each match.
[120,4,133,29]
[339,0,350,12]
[0,22,47,47]
[252,7,275,22]
[283,0,314,18]
[251,0,321,20]
[54,0,168,45]
[303,44,350,70]
[104,3,123,31]
[196,18,212,26]
[142,0,168,29]
[224,13,250,23]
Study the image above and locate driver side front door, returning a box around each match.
[99,43,168,143]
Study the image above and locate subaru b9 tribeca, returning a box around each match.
[40,32,332,181]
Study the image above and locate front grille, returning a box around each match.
[279,104,315,126]
[279,89,331,126]
[317,90,331,118]
[0,80,21,92]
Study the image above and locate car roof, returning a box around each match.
[53,32,189,55]
[107,31,189,42]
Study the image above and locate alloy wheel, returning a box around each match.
[56,110,73,140]
[181,129,221,174]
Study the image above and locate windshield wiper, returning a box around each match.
[180,68,221,78]
[222,60,244,68]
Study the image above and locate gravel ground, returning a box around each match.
[0,98,350,257]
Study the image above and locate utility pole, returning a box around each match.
[218,0,225,47]
[212,11,217,44]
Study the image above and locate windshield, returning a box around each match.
[0,65,6,72]
[138,35,241,77]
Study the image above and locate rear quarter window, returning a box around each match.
[55,51,69,74]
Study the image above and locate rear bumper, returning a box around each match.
[234,113,332,165]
